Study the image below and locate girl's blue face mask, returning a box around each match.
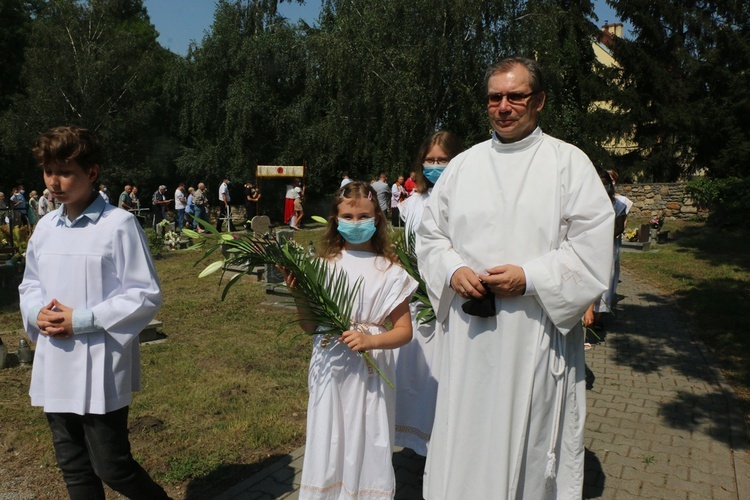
[422,165,447,185]
[337,217,377,244]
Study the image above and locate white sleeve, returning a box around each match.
[522,159,614,334]
[19,232,44,342]
[416,174,466,323]
[89,217,163,347]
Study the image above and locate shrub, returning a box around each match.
[144,228,164,259]
[685,177,750,228]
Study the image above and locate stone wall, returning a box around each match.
[617,182,707,221]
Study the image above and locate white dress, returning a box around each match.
[417,128,614,499]
[394,191,442,456]
[300,250,417,500]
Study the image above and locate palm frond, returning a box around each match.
[189,217,394,388]
[391,227,435,324]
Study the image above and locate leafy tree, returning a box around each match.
[0,0,175,190]
[510,0,620,169]
[607,0,750,180]
[0,0,33,110]
[0,0,36,186]
[174,0,632,198]
[174,0,306,191]
[293,0,513,191]
[290,0,614,191]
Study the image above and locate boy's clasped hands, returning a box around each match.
[36,299,74,338]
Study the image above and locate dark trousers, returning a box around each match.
[46,407,168,500]
[152,207,166,229]
[391,206,402,227]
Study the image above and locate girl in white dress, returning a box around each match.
[289,181,417,500]
[395,131,464,456]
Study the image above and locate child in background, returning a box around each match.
[287,181,417,499]
[19,125,168,499]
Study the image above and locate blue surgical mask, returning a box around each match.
[337,217,377,244]
[422,165,447,185]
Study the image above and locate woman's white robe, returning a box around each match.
[394,191,443,456]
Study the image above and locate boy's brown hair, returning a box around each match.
[33,125,103,172]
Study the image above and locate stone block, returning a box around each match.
[139,319,164,343]
[680,206,698,213]
[251,215,271,234]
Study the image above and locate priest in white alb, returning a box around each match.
[416,57,615,499]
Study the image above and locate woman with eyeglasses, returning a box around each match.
[394,130,464,457]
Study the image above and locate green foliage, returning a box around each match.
[175,0,614,195]
[391,227,435,324]
[686,177,750,228]
[143,227,164,259]
[6,0,749,203]
[189,218,396,387]
[0,224,30,260]
[0,0,177,191]
[0,0,32,110]
[513,0,617,167]
[607,0,750,180]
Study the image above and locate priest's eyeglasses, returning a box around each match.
[486,91,537,107]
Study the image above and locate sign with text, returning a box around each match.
[256,165,304,178]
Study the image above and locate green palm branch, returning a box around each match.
[186,217,394,388]
[391,227,435,324]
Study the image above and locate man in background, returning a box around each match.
[119,185,133,210]
[218,176,233,232]
[192,182,208,233]
[174,183,187,232]
[371,172,390,217]
[152,185,170,230]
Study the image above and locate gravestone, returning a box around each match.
[264,228,295,294]
[251,215,271,235]
[638,223,651,243]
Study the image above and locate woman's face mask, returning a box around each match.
[337,217,377,244]
[422,165,447,185]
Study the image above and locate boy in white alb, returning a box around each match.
[19,125,168,499]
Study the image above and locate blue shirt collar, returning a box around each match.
[60,193,106,227]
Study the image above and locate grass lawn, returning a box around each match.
[621,218,750,428]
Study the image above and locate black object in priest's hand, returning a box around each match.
[461,280,496,318]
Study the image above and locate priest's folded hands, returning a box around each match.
[479,264,527,297]
[451,264,527,298]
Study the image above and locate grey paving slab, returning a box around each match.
[214,267,749,499]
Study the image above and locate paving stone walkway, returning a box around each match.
[215,267,749,499]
